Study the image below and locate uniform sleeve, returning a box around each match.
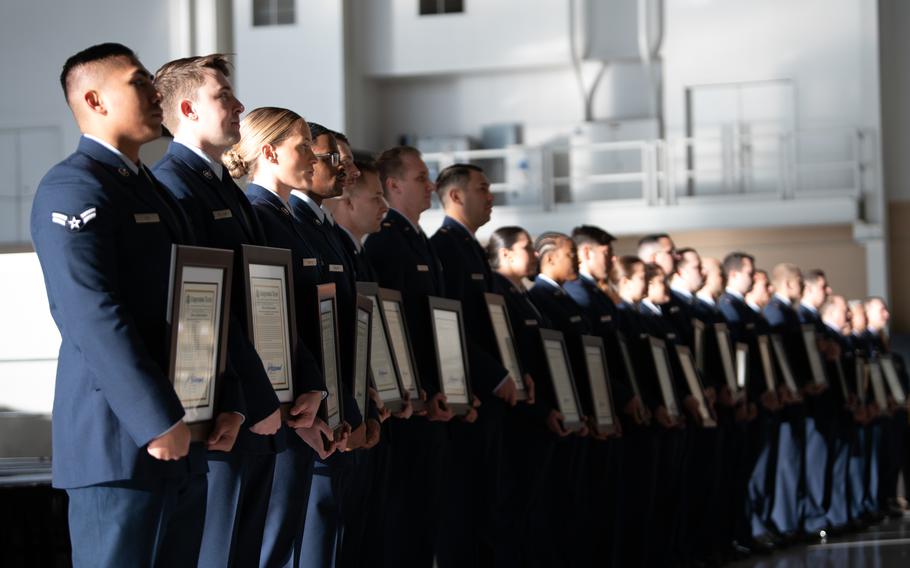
[31,176,185,446]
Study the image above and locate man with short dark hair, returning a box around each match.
[638,233,677,275]
[33,43,202,567]
[364,145,454,567]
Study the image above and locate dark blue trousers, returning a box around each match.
[66,473,206,568]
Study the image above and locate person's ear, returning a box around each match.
[448,187,464,207]
[179,99,196,121]
[84,90,105,115]
[261,143,278,165]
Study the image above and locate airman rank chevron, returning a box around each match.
[51,207,96,231]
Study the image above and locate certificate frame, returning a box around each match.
[833,358,850,401]
[735,342,749,398]
[675,345,716,427]
[649,337,681,419]
[693,319,706,373]
[715,323,739,396]
[581,335,619,434]
[427,296,474,415]
[241,245,297,412]
[771,334,800,394]
[801,325,828,386]
[868,360,888,409]
[616,331,650,424]
[166,245,234,442]
[855,355,868,404]
[757,335,777,393]
[540,329,585,431]
[484,293,528,401]
[379,287,425,411]
[353,295,374,417]
[316,284,344,434]
[879,355,907,404]
[355,283,406,413]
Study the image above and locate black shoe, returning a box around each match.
[748,534,777,555]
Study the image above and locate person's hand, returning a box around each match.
[207,412,244,452]
[654,405,675,429]
[523,374,536,405]
[705,386,718,406]
[148,421,191,461]
[718,386,735,408]
[803,383,825,397]
[458,395,481,424]
[426,393,455,422]
[683,395,703,426]
[286,392,323,429]
[623,396,647,425]
[575,422,590,437]
[295,418,336,460]
[345,423,367,451]
[494,377,519,407]
[334,422,352,451]
[364,419,381,448]
[394,398,414,420]
[760,390,781,412]
[546,409,571,437]
[854,404,868,424]
[250,408,282,435]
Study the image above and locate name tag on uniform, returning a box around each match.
[303,258,318,267]
[667,333,677,340]
[570,315,582,323]
[669,306,680,314]
[212,209,233,220]
[746,323,756,330]
[471,273,484,281]
[134,213,160,224]
[329,264,344,273]
[524,319,538,326]
[600,315,612,322]
[640,333,649,339]
[417,264,429,272]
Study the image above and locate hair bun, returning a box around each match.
[222,148,249,179]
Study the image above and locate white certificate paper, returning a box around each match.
[735,343,748,391]
[544,339,580,424]
[488,303,524,392]
[677,345,713,425]
[879,356,906,404]
[354,308,371,414]
[320,300,341,428]
[433,309,469,404]
[368,296,400,402]
[383,300,418,394]
[174,275,221,422]
[249,265,292,402]
[715,324,737,393]
[801,326,828,386]
[585,345,614,426]
[650,339,679,418]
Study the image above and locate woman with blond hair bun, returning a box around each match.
[226,107,351,567]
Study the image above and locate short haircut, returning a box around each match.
[771,263,801,285]
[435,163,484,201]
[723,252,755,274]
[821,295,846,319]
[571,225,616,248]
[863,296,886,309]
[637,233,669,248]
[354,159,377,177]
[486,226,531,269]
[307,122,332,141]
[644,262,665,283]
[376,145,422,190]
[609,255,644,285]
[534,231,569,263]
[154,53,232,132]
[674,247,699,272]
[754,269,769,281]
[803,268,826,287]
[347,159,379,197]
[847,299,865,311]
[60,43,137,102]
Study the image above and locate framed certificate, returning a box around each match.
[833,358,850,401]
[379,288,424,411]
[317,284,344,432]
[428,296,474,414]
[801,325,828,386]
[582,335,618,434]
[616,331,650,424]
[771,334,800,394]
[353,295,374,417]
[735,342,749,396]
[484,293,527,401]
[355,283,406,413]
[868,360,888,408]
[241,245,296,410]
[649,337,680,419]
[715,323,738,396]
[693,319,706,373]
[879,356,906,404]
[676,345,716,427]
[757,335,777,393]
[166,245,234,441]
[855,355,868,403]
[540,329,585,431]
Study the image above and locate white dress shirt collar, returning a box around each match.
[537,273,561,289]
[724,287,744,301]
[641,298,662,315]
[291,190,326,223]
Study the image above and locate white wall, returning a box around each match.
[232,0,346,133]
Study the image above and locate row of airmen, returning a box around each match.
[30,43,909,568]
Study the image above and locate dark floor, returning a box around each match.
[731,514,910,567]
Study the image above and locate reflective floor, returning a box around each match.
[731,514,910,567]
